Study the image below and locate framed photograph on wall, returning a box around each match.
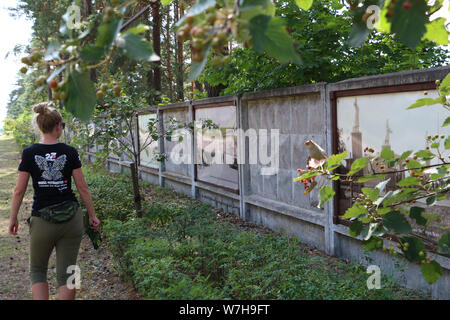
[332,83,449,244]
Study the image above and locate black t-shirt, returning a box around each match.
[18,143,82,214]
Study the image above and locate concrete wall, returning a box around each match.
[86,66,450,299]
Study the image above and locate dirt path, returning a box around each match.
[0,135,139,300]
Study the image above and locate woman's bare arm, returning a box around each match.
[72,168,100,231]
[9,171,30,235]
[72,168,95,217]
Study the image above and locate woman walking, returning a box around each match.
[8,102,100,300]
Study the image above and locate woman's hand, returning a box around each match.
[89,215,100,232]
[9,217,18,235]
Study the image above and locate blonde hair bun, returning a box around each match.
[32,102,63,134]
[33,102,49,115]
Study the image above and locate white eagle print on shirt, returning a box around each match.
[34,153,67,181]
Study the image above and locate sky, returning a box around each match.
[0,0,33,133]
[0,1,449,133]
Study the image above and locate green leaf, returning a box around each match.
[430,142,440,149]
[362,187,380,202]
[348,20,370,48]
[382,211,412,234]
[445,136,450,149]
[64,70,96,121]
[414,150,435,160]
[175,0,216,27]
[397,176,420,187]
[349,220,363,237]
[80,45,105,64]
[383,188,418,207]
[295,0,313,10]
[431,173,445,180]
[326,150,348,169]
[441,117,450,128]
[240,0,276,22]
[407,97,444,109]
[409,207,427,226]
[391,0,428,48]
[161,0,174,5]
[249,15,302,65]
[186,40,212,82]
[426,196,436,206]
[381,147,394,160]
[362,236,383,251]
[439,73,450,96]
[96,17,123,50]
[116,33,159,62]
[422,212,441,226]
[44,39,60,61]
[377,4,391,33]
[401,236,426,262]
[424,18,449,45]
[399,150,413,162]
[406,159,422,173]
[377,207,391,215]
[438,233,450,254]
[124,24,150,35]
[357,174,386,183]
[318,185,335,208]
[342,204,367,219]
[361,223,379,241]
[348,157,367,176]
[293,170,320,181]
[421,261,443,285]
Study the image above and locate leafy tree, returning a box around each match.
[3,109,38,150]
[197,0,448,95]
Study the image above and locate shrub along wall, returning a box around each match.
[82,168,429,300]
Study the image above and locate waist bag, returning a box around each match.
[34,200,79,223]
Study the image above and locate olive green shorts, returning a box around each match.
[29,207,84,288]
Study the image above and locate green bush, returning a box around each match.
[85,168,430,300]
[3,110,38,151]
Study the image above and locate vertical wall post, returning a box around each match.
[237,94,250,221]
[323,84,337,256]
[134,114,142,180]
[189,100,198,199]
[157,107,165,187]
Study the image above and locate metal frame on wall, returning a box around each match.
[329,81,438,226]
[193,100,240,195]
[329,81,450,256]
[135,109,158,171]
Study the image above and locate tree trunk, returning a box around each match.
[174,0,184,101]
[47,65,52,101]
[130,161,143,217]
[188,0,203,98]
[165,5,174,102]
[152,0,162,104]
[144,9,154,105]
